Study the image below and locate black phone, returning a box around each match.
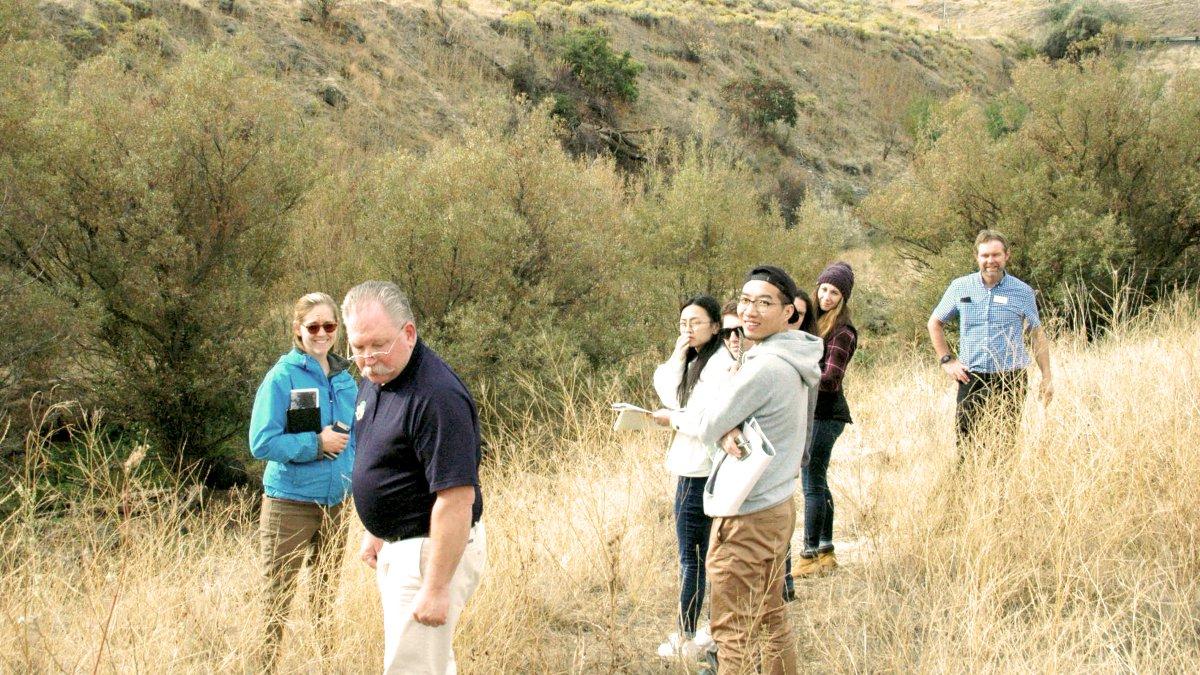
[332,421,350,434]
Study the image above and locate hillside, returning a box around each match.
[897,0,1200,38]
[34,0,1010,201]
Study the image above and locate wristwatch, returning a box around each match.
[940,354,955,365]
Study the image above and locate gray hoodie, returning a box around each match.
[669,330,823,515]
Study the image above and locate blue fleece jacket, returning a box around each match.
[249,348,358,506]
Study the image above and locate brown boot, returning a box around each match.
[817,550,838,573]
[792,553,824,578]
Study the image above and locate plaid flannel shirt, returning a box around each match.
[931,272,1041,373]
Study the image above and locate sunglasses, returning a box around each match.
[302,322,338,335]
[719,326,744,340]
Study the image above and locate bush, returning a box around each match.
[0,47,314,485]
[720,76,798,131]
[1040,1,1129,61]
[862,57,1200,336]
[556,27,642,105]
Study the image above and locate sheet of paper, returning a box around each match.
[610,402,652,414]
[612,409,659,431]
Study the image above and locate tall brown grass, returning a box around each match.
[2,293,1198,672]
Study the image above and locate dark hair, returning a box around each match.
[744,265,798,324]
[677,295,722,406]
[793,288,817,334]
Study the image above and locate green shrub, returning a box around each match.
[499,9,538,45]
[1040,1,1129,60]
[556,27,642,105]
[720,76,798,130]
[0,48,314,485]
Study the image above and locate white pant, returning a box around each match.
[376,523,487,675]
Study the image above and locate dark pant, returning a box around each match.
[802,419,846,551]
[956,370,1027,458]
[675,475,712,636]
[783,419,846,597]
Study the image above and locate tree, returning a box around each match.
[0,45,313,484]
[863,57,1200,335]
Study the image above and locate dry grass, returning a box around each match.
[3,294,1198,672]
[897,0,1200,38]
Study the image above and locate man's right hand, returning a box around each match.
[941,358,970,384]
[360,533,383,569]
[318,426,349,457]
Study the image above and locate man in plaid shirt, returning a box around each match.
[928,230,1053,456]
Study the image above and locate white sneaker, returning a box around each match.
[693,623,714,651]
[657,632,702,660]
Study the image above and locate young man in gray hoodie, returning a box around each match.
[655,266,823,675]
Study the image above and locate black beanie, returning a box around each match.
[745,265,800,324]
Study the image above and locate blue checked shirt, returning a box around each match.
[931,272,1041,373]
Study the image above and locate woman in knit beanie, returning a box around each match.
[792,261,858,579]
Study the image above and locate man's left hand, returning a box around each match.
[651,409,673,427]
[1040,377,1054,406]
[412,585,451,626]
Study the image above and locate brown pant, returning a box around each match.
[706,498,798,675]
[259,495,347,669]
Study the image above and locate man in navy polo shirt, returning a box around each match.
[341,280,485,675]
[928,230,1054,458]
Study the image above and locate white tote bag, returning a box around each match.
[703,417,776,517]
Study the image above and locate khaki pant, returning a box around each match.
[706,499,797,675]
[376,523,487,675]
[259,495,348,670]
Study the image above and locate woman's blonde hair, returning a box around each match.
[292,292,339,351]
[815,294,851,340]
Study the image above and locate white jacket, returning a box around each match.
[653,347,738,477]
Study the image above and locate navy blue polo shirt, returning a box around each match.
[351,339,483,542]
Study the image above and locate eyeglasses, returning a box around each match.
[719,326,744,340]
[303,322,338,335]
[678,319,715,331]
[737,296,781,312]
[349,335,399,364]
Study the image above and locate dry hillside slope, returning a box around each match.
[37,0,1011,199]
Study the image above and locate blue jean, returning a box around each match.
[675,475,712,635]
[802,419,846,551]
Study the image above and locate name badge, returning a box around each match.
[994,295,1009,305]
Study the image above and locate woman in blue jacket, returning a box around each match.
[249,291,358,669]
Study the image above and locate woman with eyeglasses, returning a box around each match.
[248,292,359,669]
[651,295,737,661]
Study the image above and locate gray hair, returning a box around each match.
[342,281,416,330]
